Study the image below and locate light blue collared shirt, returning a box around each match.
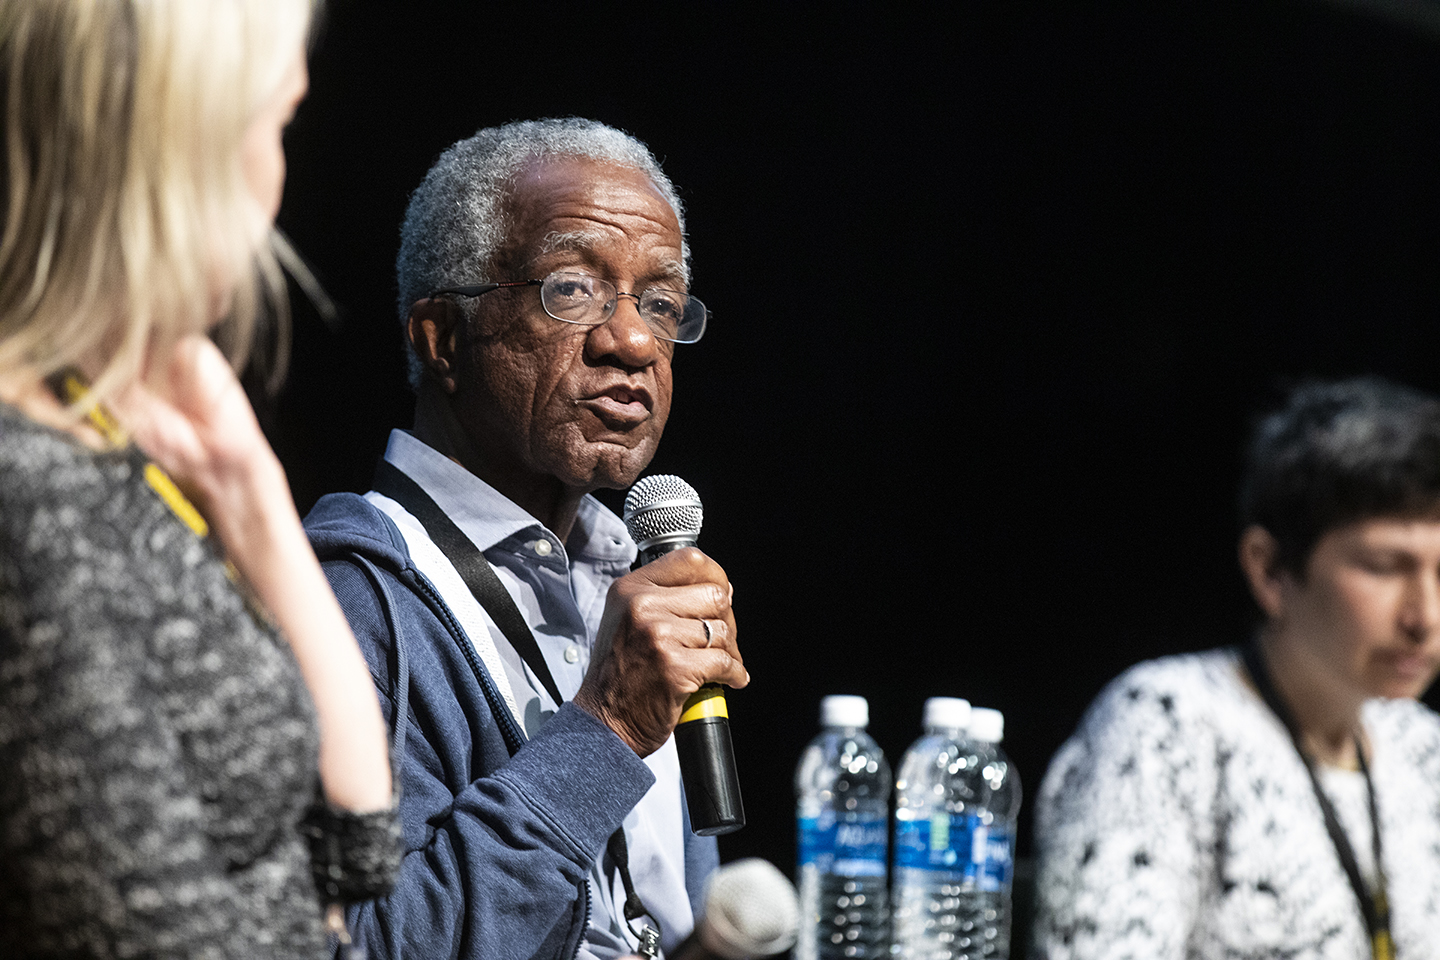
[367,429,694,959]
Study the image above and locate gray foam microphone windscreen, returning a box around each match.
[696,858,800,959]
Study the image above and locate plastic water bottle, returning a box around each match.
[968,708,1020,959]
[795,695,891,960]
[891,697,978,960]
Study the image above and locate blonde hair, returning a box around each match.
[0,0,313,406]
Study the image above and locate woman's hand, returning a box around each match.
[112,334,280,528]
[113,335,394,813]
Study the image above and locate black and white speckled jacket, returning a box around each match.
[1034,648,1440,960]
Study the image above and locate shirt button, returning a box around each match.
[533,539,553,557]
[564,644,581,664]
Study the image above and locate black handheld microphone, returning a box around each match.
[669,858,800,960]
[623,475,745,836]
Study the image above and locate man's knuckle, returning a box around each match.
[628,591,661,620]
[658,646,690,679]
[647,619,674,647]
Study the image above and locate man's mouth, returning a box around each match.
[576,385,652,426]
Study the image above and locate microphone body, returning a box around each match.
[624,476,745,836]
[669,858,800,960]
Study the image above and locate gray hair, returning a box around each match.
[395,117,689,389]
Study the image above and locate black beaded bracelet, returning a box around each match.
[301,799,403,903]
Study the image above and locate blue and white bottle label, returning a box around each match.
[968,818,1013,891]
[798,810,887,877]
[893,813,972,878]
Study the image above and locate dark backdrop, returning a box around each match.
[262,0,1440,946]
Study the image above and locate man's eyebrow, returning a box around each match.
[652,259,690,288]
[533,233,691,287]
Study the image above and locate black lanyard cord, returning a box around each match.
[373,459,565,707]
[372,458,660,948]
[1240,642,1393,959]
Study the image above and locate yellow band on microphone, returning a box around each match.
[679,685,729,724]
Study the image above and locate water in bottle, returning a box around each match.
[967,708,1020,960]
[795,695,891,960]
[891,697,979,960]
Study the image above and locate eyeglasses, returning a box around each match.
[429,271,708,344]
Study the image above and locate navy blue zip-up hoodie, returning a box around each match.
[305,493,717,960]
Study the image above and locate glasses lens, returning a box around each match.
[640,288,706,344]
[541,273,610,324]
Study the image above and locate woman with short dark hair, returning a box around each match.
[1034,377,1440,959]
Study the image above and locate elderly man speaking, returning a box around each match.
[305,118,746,960]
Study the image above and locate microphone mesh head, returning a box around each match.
[699,858,800,959]
[623,474,703,549]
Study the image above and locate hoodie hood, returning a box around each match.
[304,492,412,570]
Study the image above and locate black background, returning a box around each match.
[265,0,1440,946]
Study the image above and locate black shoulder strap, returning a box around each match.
[372,459,564,708]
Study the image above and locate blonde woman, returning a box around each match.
[0,1,397,956]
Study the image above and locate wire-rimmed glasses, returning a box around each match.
[429,271,708,344]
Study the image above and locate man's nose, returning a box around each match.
[586,291,659,368]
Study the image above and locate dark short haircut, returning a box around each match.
[1240,376,1440,575]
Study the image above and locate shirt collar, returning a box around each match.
[382,429,636,565]
[570,492,636,565]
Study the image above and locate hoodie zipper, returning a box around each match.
[411,571,527,755]
[574,878,592,960]
[413,566,598,960]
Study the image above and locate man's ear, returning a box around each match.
[1239,525,1288,620]
[407,297,462,394]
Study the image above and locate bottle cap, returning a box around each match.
[969,707,1005,743]
[922,697,971,731]
[820,695,869,728]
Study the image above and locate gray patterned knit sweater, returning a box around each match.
[0,403,396,958]
[1033,648,1440,960]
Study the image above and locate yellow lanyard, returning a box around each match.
[1373,905,1395,960]
[54,373,210,539]
[52,371,261,607]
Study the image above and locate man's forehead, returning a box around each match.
[498,156,686,276]
[503,156,677,232]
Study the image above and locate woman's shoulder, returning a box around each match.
[1365,694,1440,769]
[1082,648,1247,731]
[1039,649,1260,807]
[1,399,84,466]
[0,403,154,568]
[0,401,236,658]
[0,401,132,511]
[1042,650,1247,800]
